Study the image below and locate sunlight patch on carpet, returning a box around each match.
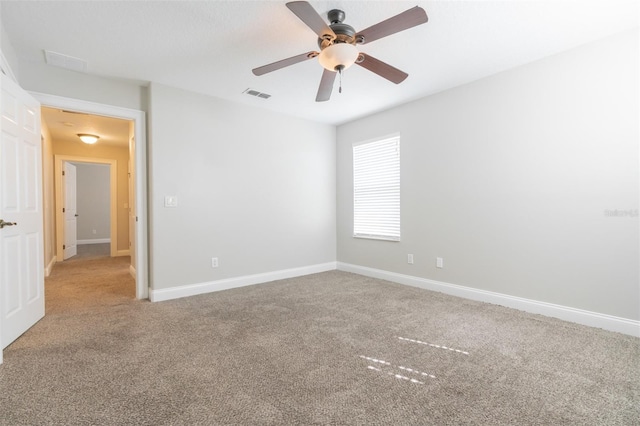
[366,365,425,385]
[359,355,391,366]
[359,354,436,385]
[397,336,470,355]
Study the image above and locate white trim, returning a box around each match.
[337,262,640,338]
[30,92,148,300]
[45,256,56,277]
[77,238,110,245]
[150,262,337,302]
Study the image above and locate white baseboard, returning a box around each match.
[45,256,56,277]
[77,238,110,245]
[337,262,640,338]
[150,262,337,303]
[129,264,136,280]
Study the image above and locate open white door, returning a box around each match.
[0,73,44,360]
[63,161,77,259]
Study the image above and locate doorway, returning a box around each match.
[55,158,117,260]
[34,93,148,300]
[54,155,119,258]
[73,162,111,254]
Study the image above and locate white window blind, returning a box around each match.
[353,136,400,241]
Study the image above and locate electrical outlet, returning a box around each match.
[407,254,414,264]
[92,229,97,235]
[436,257,444,269]
[211,257,219,268]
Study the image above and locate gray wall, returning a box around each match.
[148,83,336,290]
[15,61,147,112]
[75,163,110,241]
[336,29,639,321]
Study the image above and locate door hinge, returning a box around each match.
[63,244,66,249]
[62,207,65,213]
[62,170,65,176]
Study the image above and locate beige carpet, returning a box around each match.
[0,255,638,425]
[74,243,111,259]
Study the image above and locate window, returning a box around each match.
[353,135,400,241]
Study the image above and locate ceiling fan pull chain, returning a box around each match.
[339,68,343,94]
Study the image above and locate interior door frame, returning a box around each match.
[32,92,149,300]
[55,157,118,259]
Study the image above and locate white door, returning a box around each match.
[0,73,44,358]
[63,162,77,259]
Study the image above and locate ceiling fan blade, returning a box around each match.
[356,53,408,84]
[316,69,337,102]
[355,6,428,45]
[252,51,317,76]
[286,1,336,40]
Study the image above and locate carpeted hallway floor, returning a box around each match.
[0,252,639,425]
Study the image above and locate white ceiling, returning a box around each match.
[2,1,638,126]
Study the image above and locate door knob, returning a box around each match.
[0,219,17,229]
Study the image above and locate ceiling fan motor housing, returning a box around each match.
[327,9,345,24]
[318,9,357,50]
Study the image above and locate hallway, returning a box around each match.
[46,245,136,315]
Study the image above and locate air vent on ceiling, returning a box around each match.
[243,88,271,99]
[44,50,87,73]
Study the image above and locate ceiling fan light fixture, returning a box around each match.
[318,43,359,72]
[252,2,428,101]
[77,133,99,144]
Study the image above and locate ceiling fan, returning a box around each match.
[252,1,428,102]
